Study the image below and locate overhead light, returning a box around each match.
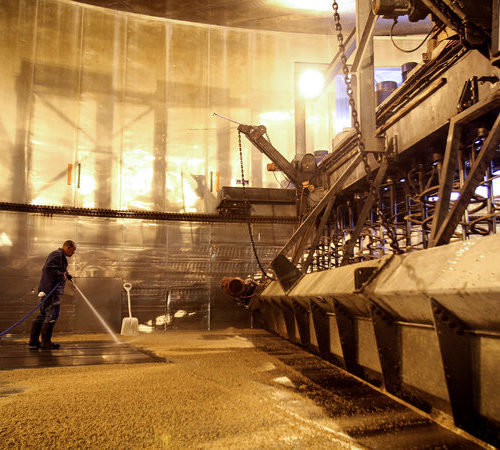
[259,111,291,122]
[298,69,325,98]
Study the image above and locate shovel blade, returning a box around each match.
[121,317,139,336]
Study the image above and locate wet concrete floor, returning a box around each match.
[0,330,487,448]
[0,340,164,369]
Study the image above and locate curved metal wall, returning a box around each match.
[0,0,335,213]
[0,210,295,333]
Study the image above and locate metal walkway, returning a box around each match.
[0,340,165,370]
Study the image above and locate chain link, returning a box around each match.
[331,1,401,255]
[238,131,272,279]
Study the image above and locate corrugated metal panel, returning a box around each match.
[0,211,291,333]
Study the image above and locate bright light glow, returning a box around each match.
[79,174,96,195]
[259,111,291,122]
[273,376,295,387]
[272,0,354,12]
[306,115,321,125]
[128,200,154,210]
[32,196,49,205]
[299,69,325,99]
[0,232,13,247]
[475,185,488,198]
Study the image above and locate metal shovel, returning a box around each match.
[120,282,139,336]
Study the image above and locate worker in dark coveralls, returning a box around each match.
[28,240,76,349]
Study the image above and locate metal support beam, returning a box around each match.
[428,119,462,242]
[431,113,500,246]
[351,11,376,74]
[238,124,300,186]
[271,254,304,292]
[291,300,311,348]
[355,1,384,152]
[280,300,298,343]
[310,299,331,356]
[341,158,389,265]
[291,219,317,265]
[376,78,447,136]
[260,303,276,334]
[429,87,500,244]
[270,299,286,336]
[430,298,474,431]
[301,198,336,273]
[419,0,460,32]
[333,299,360,376]
[370,302,402,394]
[276,153,362,257]
[272,153,363,291]
[324,28,356,89]
[493,0,500,58]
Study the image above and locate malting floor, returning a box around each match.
[0,330,485,448]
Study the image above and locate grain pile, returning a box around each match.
[0,330,359,449]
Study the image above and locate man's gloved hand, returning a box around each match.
[38,292,46,298]
[66,273,73,281]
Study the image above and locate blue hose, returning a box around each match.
[0,282,61,337]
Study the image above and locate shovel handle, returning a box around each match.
[123,283,133,318]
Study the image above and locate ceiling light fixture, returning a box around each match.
[298,69,325,98]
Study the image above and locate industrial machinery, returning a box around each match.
[225,0,500,445]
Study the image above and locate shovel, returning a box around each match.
[120,282,139,336]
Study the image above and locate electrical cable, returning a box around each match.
[390,20,437,53]
[0,282,61,337]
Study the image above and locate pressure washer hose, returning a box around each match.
[0,282,62,337]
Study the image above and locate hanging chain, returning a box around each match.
[238,131,272,279]
[331,1,401,254]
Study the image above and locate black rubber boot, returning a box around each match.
[28,321,43,349]
[40,322,60,350]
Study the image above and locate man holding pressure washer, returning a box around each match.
[28,240,76,350]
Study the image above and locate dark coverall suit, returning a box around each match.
[29,248,68,348]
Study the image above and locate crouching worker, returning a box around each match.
[28,240,77,350]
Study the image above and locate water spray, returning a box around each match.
[70,280,122,345]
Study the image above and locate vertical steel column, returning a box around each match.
[429,89,500,246]
[353,6,383,152]
[270,299,286,337]
[370,302,402,394]
[310,299,331,356]
[280,300,298,343]
[430,298,474,431]
[341,159,389,264]
[291,300,311,348]
[431,113,500,246]
[333,299,360,376]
